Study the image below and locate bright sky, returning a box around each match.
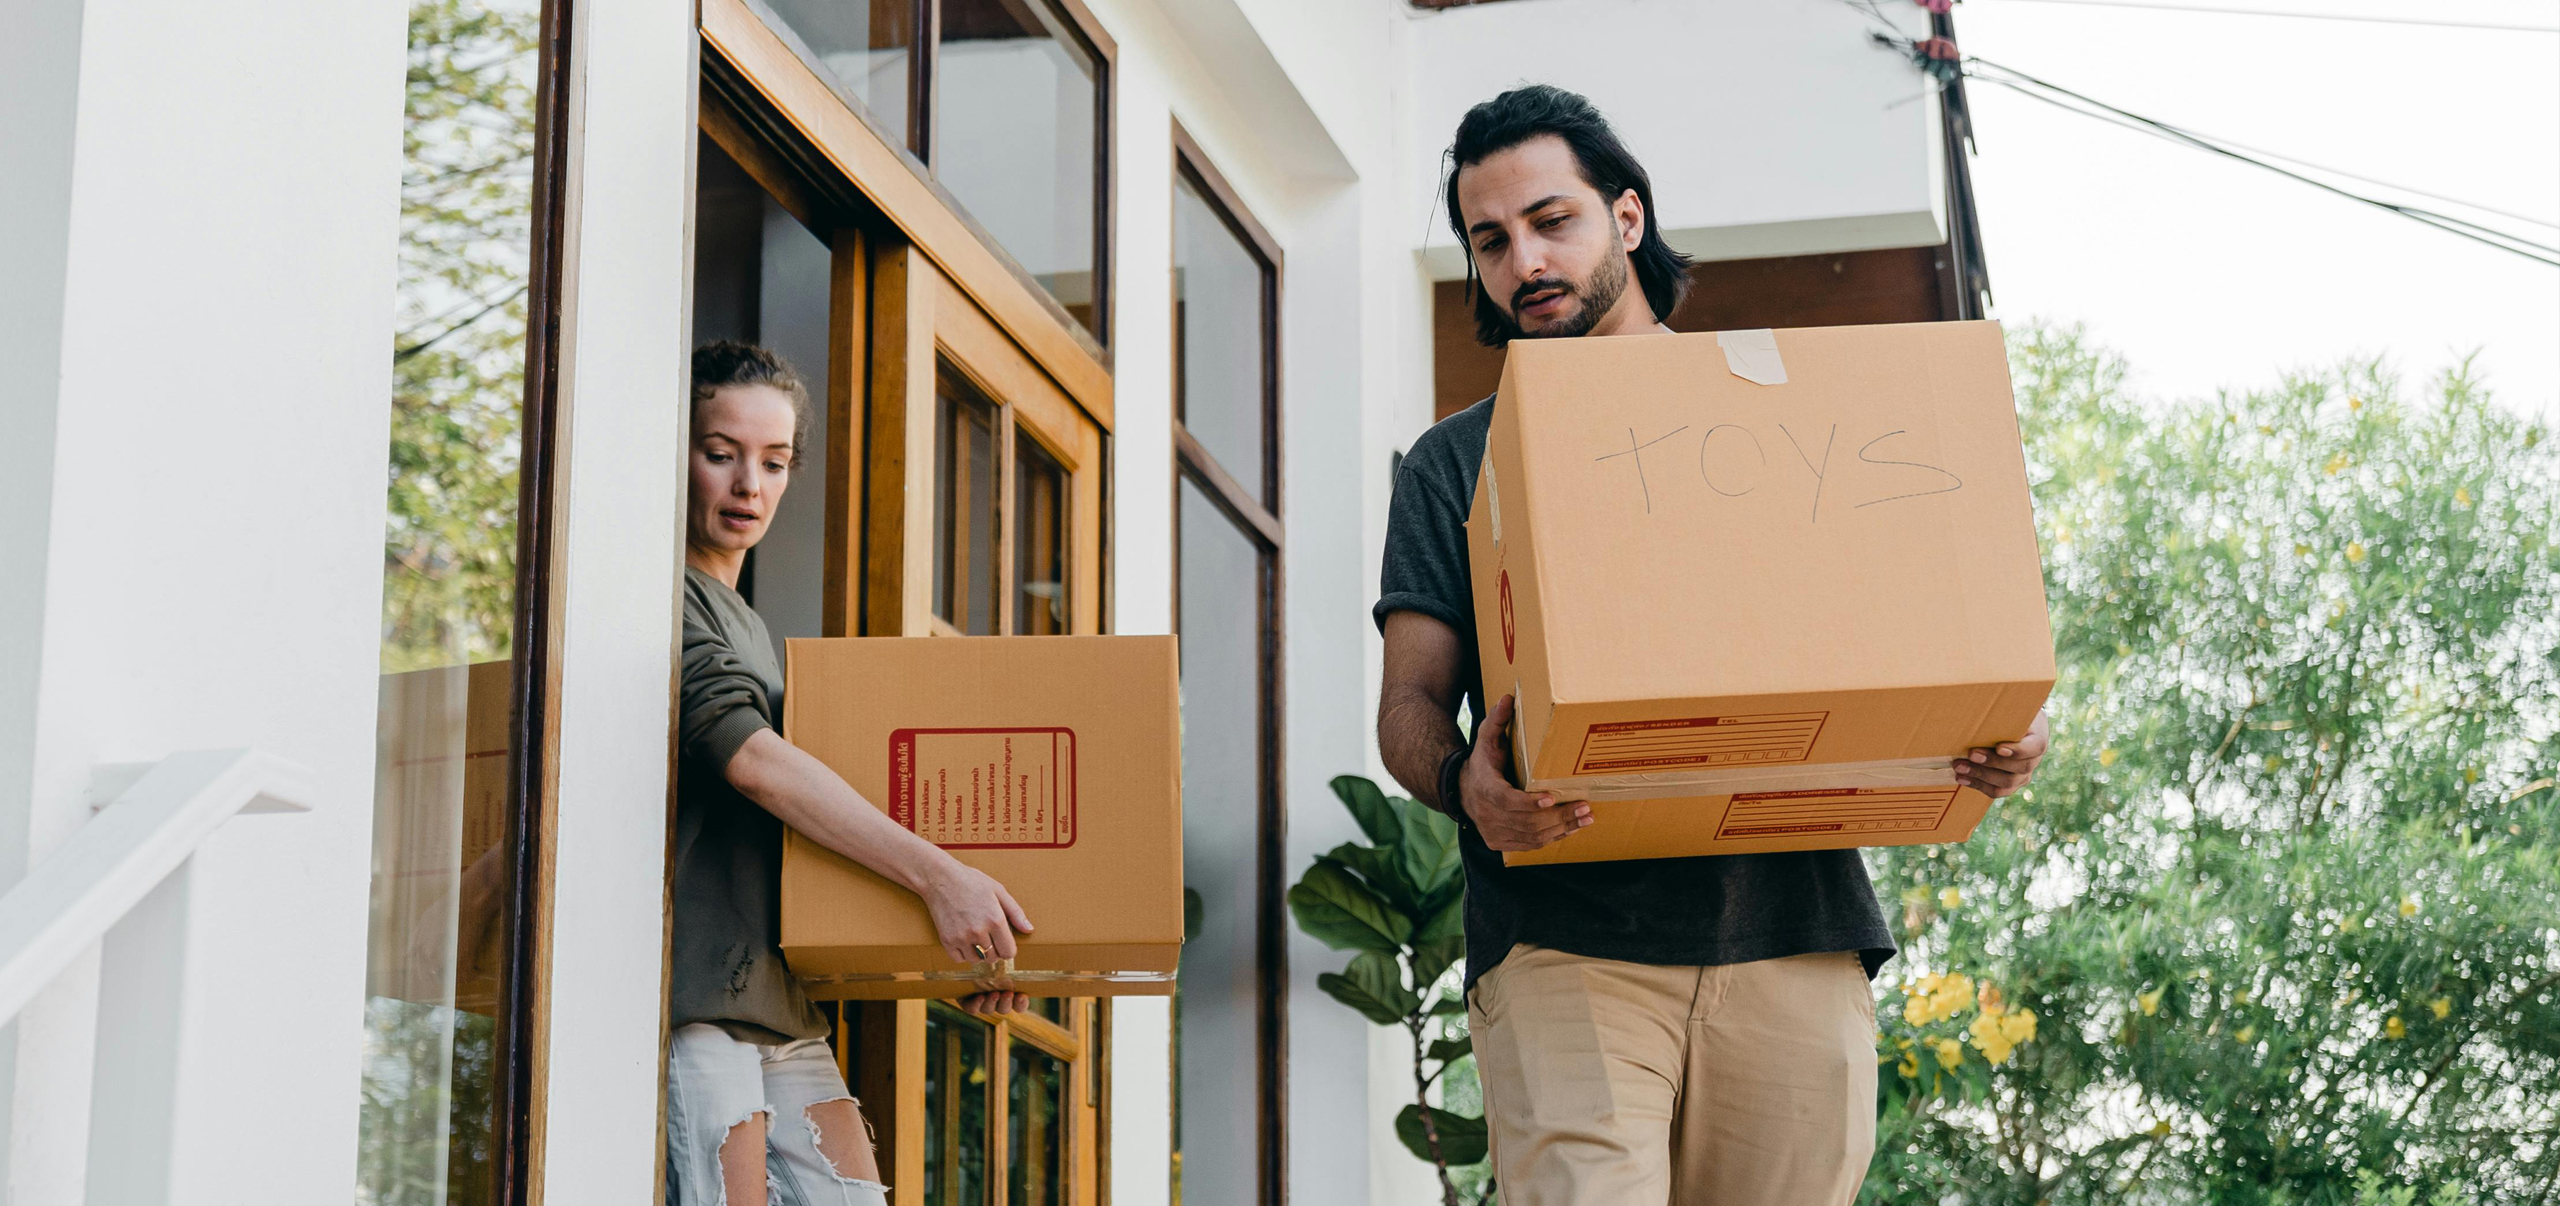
[1955,0,2560,423]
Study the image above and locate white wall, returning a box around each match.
[1404,0,1945,274]
[0,0,407,1200]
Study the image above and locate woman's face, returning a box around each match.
[687,383,798,557]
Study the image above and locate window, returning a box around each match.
[693,12,1116,1202]
[745,0,1111,344]
[931,0,1105,338]
[1168,129,1284,1206]
[358,0,565,1198]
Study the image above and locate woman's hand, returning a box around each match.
[957,991,1030,1016]
[917,856,1035,965]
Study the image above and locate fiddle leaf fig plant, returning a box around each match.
[1289,774,1489,1205]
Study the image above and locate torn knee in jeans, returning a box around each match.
[719,1107,772,1206]
[802,1096,886,1186]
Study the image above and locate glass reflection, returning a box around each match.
[756,0,914,144]
[932,0,1099,338]
[1014,431,1069,635]
[1007,1043,1068,1206]
[360,0,539,1201]
[1174,171,1270,505]
[934,363,1001,634]
[924,1005,994,1206]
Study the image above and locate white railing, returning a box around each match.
[0,748,313,1026]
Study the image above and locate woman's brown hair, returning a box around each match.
[689,340,811,466]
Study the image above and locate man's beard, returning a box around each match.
[1497,249,1632,342]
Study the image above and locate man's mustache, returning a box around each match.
[1512,277,1572,312]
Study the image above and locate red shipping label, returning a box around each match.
[889,727,1077,849]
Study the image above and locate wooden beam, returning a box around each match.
[823,229,869,637]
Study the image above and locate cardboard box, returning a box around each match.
[1467,321,2054,866]
[780,636,1183,998]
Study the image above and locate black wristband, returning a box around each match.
[1435,746,1473,826]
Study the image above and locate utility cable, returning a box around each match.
[1971,0,2560,35]
[1960,55,2560,265]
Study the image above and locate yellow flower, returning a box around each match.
[1978,982,2006,1014]
[1999,1007,2038,1045]
[1934,1037,1965,1069]
[2338,913,2361,934]
[2431,997,2451,1020]
[2464,767,2481,784]
[2099,747,2120,767]
[2345,542,2367,563]
[2265,754,2285,772]
[1897,1050,1920,1078]
[2324,453,2348,476]
[1940,887,1964,910]
[2385,1016,2407,1040]
[2234,989,2253,1006]
[2294,543,2313,557]
[2455,487,2472,507]
[2348,395,2364,410]
[2139,987,2164,1017]
[2150,1120,2173,1138]
[2235,1025,2256,1043]
[2399,895,2419,917]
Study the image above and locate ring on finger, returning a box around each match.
[972,942,990,960]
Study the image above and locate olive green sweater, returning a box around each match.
[669,566,828,1042]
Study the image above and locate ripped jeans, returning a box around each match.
[667,1023,891,1206]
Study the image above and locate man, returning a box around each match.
[1375,85,2051,1204]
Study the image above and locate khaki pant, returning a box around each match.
[1467,944,1879,1205]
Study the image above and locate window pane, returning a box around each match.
[924,1005,994,1206]
[1013,431,1069,635]
[1174,172,1269,503]
[361,0,539,1200]
[1007,1042,1068,1206]
[934,364,1000,634]
[934,0,1099,338]
[755,0,914,145]
[1173,477,1267,1205]
[692,134,834,657]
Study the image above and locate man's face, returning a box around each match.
[1455,134,1643,341]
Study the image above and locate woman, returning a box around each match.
[670,341,1029,1205]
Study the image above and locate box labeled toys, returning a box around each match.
[1467,321,2054,866]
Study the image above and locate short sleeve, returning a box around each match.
[680,589,774,772]
[1372,455,1476,639]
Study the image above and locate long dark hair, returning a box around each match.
[1443,85,1692,346]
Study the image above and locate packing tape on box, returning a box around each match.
[1714,328,1788,386]
[798,963,1180,989]
[1525,754,1960,801]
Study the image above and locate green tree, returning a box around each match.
[382,0,539,673]
[1864,327,2560,1204]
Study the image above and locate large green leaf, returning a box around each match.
[1412,932,1465,990]
[1287,862,1412,953]
[1318,843,1417,915]
[1395,797,1462,902]
[1426,1034,1473,1066]
[1317,950,1419,1027]
[1394,1104,1488,1167]
[1331,774,1403,847]
[1416,895,1465,944]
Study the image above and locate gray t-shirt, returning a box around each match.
[1376,397,1898,991]
[671,565,828,1042]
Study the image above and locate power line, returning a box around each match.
[1972,0,2560,34]
[1959,55,2560,265]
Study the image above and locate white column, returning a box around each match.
[531,0,698,1198]
[0,0,407,1200]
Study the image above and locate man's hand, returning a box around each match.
[1955,709,2051,798]
[1461,694,1592,852]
